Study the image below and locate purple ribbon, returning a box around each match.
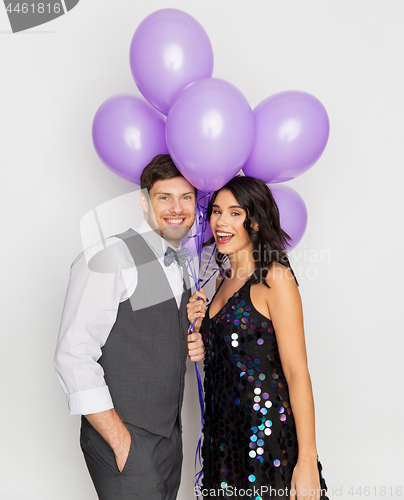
[185,192,219,495]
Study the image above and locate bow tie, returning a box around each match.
[164,247,189,267]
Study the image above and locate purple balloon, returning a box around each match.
[269,183,308,251]
[166,78,255,192]
[130,9,214,116]
[92,95,168,184]
[243,91,330,183]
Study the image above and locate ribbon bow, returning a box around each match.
[164,246,189,267]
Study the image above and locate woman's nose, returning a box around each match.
[216,214,229,226]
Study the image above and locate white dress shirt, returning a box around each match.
[54,220,187,416]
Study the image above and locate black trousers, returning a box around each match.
[80,416,183,500]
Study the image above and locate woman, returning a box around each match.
[187,176,328,500]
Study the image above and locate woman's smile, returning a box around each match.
[210,189,252,255]
[215,230,234,244]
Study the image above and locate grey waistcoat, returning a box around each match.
[98,229,190,438]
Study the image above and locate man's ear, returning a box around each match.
[140,191,149,214]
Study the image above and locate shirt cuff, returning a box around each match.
[67,386,114,415]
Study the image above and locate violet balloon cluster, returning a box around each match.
[92,8,330,251]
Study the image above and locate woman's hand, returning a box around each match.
[186,288,208,333]
[187,331,205,361]
[186,288,208,361]
[290,458,321,499]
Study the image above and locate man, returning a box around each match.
[55,154,202,500]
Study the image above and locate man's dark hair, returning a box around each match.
[140,154,185,193]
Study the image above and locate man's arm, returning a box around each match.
[55,239,137,471]
[85,409,131,472]
[55,239,136,415]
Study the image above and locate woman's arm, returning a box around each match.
[264,263,321,500]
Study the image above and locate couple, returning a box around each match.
[55,154,328,500]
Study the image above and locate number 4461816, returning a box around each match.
[5,3,62,14]
[348,486,402,496]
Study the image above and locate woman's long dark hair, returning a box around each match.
[206,176,298,286]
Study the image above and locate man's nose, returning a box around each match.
[169,198,184,213]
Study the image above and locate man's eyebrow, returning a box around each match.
[153,191,195,197]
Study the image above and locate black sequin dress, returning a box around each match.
[200,282,329,500]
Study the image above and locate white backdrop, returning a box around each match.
[1,1,403,499]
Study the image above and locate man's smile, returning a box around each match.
[164,217,187,226]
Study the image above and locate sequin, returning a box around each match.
[200,282,328,498]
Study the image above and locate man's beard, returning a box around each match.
[159,224,191,245]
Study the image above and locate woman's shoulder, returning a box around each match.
[256,262,301,314]
[264,262,298,290]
